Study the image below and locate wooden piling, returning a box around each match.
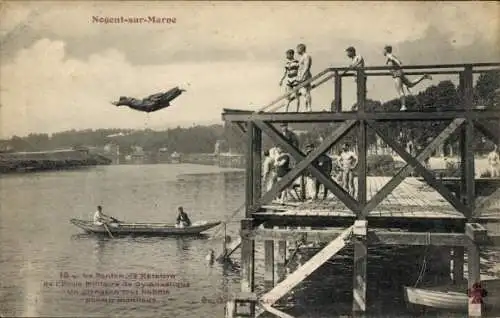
[466,223,487,317]
[276,239,287,284]
[264,225,275,290]
[353,220,367,314]
[452,247,465,284]
[240,219,255,316]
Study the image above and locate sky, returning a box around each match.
[0,1,499,138]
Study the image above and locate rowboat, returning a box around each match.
[70,218,221,236]
[404,279,500,313]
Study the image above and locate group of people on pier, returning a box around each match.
[262,124,358,203]
[280,44,432,112]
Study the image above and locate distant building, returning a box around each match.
[170,151,181,163]
[0,142,13,153]
[103,143,120,164]
[156,147,170,163]
[129,146,146,164]
[214,140,227,154]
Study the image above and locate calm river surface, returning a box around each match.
[0,164,496,317]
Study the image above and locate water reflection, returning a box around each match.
[221,258,240,276]
[176,237,192,254]
[93,238,107,265]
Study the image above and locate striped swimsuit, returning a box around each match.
[285,59,300,88]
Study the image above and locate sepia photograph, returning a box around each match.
[0,1,499,317]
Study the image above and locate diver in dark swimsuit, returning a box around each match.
[112,87,186,113]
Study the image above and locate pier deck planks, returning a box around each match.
[255,177,466,219]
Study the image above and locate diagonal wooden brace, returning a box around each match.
[362,118,466,216]
[253,120,360,213]
[474,120,499,145]
[369,121,471,217]
[236,122,248,134]
[259,303,296,318]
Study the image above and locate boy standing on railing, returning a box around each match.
[297,43,312,112]
[383,45,432,111]
[279,49,300,112]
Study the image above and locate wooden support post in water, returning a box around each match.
[452,247,465,284]
[264,224,275,291]
[240,218,255,316]
[357,120,367,214]
[463,66,475,217]
[222,222,228,258]
[238,121,256,317]
[466,223,487,317]
[353,220,367,314]
[356,66,367,211]
[276,239,287,284]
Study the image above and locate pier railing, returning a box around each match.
[251,62,500,113]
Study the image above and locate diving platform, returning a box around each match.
[222,62,500,317]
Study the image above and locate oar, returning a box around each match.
[103,223,114,238]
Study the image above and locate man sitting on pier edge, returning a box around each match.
[176,206,192,228]
[305,144,333,200]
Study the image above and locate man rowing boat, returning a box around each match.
[93,205,120,228]
[176,206,192,228]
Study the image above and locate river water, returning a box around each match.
[0,164,496,317]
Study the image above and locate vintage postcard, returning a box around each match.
[1,1,499,317]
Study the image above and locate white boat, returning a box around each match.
[404,279,500,312]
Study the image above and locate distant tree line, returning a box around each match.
[2,71,498,156]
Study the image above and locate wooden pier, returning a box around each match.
[221,62,500,317]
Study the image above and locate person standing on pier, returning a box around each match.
[343,46,366,111]
[280,123,299,149]
[487,144,499,177]
[296,43,312,112]
[383,45,432,111]
[305,144,333,200]
[339,143,357,196]
[275,147,292,203]
[279,49,300,112]
[262,149,278,192]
